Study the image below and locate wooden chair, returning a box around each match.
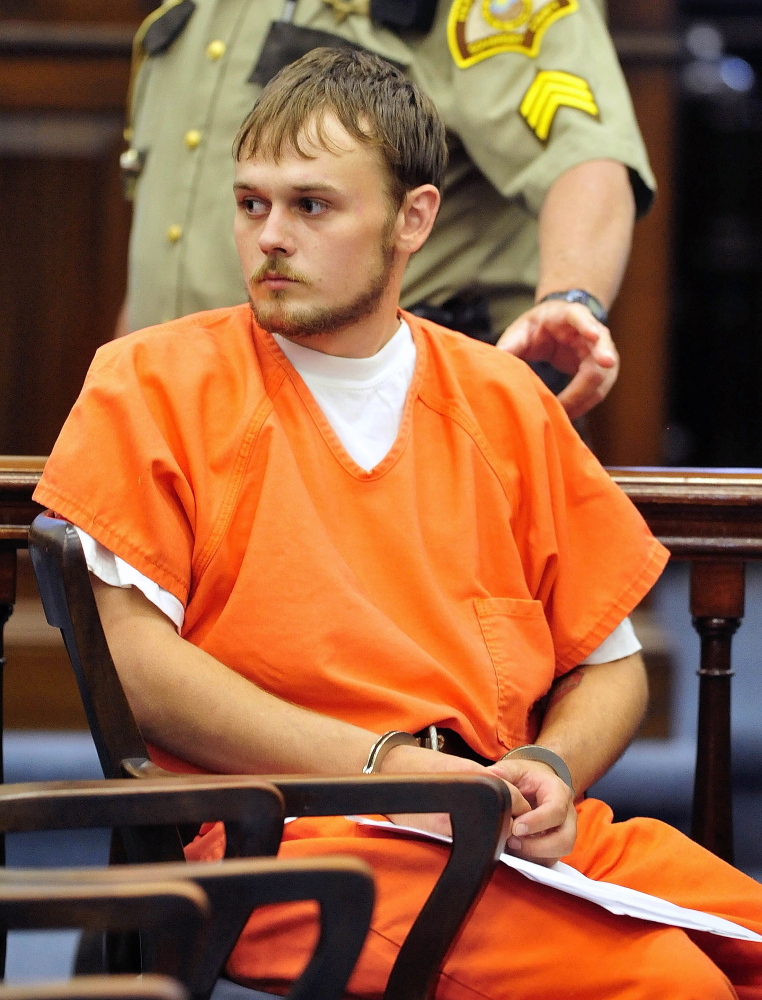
[28,513,512,1000]
[0,877,207,987]
[0,778,375,1000]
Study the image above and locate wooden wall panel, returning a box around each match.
[0,11,138,456]
[4,1,153,22]
[588,0,677,465]
[588,64,676,465]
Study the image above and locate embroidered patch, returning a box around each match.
[520,69,599,141]
[447,0,578,68]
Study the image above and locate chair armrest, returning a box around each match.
[0,776,285,859]
[3,855,374,1000]
[0,878,208,987]
[125,760,512,1000]
[0,975,188,1000]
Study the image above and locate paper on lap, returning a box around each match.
[340,816,762,943]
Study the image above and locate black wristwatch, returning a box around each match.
[538,289,608,324]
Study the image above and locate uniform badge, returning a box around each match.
[520,70,598,141]
[447,0,578,68]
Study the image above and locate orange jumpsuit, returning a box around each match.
[36,306,762,998]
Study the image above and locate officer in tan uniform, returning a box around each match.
[120,0,655,418]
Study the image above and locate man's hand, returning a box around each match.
[496,299,619,421]
[487,757,576,866]
[380,744,531,839]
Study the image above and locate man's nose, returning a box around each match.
[258,206,294,257]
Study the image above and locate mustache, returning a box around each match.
[249,258,310,286]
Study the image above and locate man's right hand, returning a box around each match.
[379,744,531,838]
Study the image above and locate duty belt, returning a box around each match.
[407,294,495,344]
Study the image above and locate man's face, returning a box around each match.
[233,114,400,341]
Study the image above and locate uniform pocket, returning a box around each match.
[474,597,555,750]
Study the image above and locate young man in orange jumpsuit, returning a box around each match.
[36,48,762,998]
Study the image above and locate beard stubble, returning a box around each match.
[248,225,397,340]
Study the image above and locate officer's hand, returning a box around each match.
[487,756,577,866]
[496,300,619,420]
[379,744,531,838]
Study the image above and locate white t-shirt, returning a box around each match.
[76,319,640,663]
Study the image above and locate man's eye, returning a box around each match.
[301,198,327,216]
[242,197,266,215]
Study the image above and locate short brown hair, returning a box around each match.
[234,47,448,206]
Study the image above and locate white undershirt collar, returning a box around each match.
[272,319,413,387]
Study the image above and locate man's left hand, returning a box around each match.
[487,756,577,866]
[496,300,619,421]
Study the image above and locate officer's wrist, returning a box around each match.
[537,289,608,324]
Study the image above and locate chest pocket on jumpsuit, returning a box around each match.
[474,596,555,750]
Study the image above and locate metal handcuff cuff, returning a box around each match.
[362,727,575,794]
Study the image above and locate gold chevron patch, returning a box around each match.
[520,70,599,141]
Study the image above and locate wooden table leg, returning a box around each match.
[689,560,745,863]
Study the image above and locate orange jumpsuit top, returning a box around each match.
[35,305,668,767]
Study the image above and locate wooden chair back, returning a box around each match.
[0,878,208,987]
[0,779,374,1000]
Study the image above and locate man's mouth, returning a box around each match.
[250,262,308,291]
[260,272,297,283]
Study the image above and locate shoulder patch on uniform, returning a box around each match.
[142,0,196,56]
[520,70,599,141]
[447,0,577,68]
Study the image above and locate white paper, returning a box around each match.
[346,815,762,943]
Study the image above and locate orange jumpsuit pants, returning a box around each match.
[194,799,762,999]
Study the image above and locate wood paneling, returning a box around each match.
[587,0,676,466]
[3,1,153,22]
[0,10,138,456]
[0,59,131,110]
[588,64,676,465]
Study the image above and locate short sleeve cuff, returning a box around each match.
[579,616,641,665]
[73,527,185,630]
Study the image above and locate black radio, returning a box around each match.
[371,0,439,32]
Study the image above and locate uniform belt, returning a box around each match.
[407,295,495,344]
[414,725,495,767]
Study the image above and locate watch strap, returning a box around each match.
[538,289,608,324]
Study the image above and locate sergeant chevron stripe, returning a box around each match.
[520,70,599,141]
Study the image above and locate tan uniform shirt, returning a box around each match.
[127,0,655,334]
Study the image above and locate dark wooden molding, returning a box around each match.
[0,112,123,158]
[609,468,762,559]
[0,457,46,545]
[0,21,135,57]
[0,19,682,65]
[5,461,762,553]
[612,31,681,64]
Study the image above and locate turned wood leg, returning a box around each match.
[689,560,745,863]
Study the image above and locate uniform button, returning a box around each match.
[184,129,202,150]
[167,224,183,244]
[206,39,226,60]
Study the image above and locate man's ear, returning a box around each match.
[394,184,440,254]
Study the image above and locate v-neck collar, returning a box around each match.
[254,312,427,481]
